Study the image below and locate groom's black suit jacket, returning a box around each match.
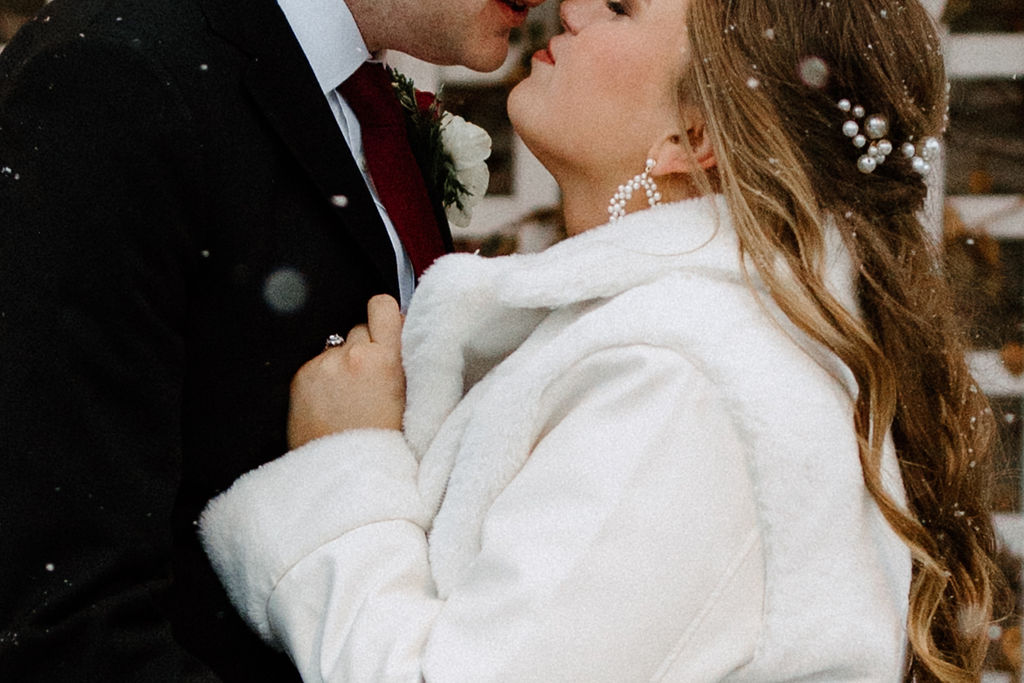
[0,0,451,679]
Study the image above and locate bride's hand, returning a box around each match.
[287,294,406,449]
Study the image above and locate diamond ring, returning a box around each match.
[324,333,345,351]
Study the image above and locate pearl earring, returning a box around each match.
[608,158,662,222]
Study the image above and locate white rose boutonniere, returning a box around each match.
[391,70,492,228]
[439,112,491,227]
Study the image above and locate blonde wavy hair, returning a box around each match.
[680,0,1005,679]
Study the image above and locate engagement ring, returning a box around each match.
[324,333,345,351]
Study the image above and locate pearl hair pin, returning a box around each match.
[608,158,662,222]
[904,137,941,175]
[837,99,938,176]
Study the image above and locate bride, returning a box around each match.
[201,0,1002,680]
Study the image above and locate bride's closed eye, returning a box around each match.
[606,0,629,16]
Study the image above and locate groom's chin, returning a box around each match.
[458,42,511,74]
[415,37,509,74]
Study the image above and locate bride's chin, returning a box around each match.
[506,80,564,177]
[506,78,528,118]
[506,81,541,139]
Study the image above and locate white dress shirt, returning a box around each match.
[277,0,416,310]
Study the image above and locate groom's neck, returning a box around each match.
[344,0,415,55]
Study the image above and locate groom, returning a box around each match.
[0,0,544,680]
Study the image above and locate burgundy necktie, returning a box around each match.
[338,62,446,278]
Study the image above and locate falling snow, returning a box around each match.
[797,56,830,90]
[263,267,309,315]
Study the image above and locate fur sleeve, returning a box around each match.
[199,429,429,644]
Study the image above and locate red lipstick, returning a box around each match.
[532,46,554,65]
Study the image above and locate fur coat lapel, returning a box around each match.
[401,193,856,463]
[402,195,733,455]
[401,196,739,525]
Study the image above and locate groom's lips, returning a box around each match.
[498,0,528,11]
[496,0,530,24]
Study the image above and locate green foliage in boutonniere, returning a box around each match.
[390,70,491,228]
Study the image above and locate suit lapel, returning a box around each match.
[198,0,400,291]
[414,138,455,253]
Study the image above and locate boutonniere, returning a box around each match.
[390,70,491,228]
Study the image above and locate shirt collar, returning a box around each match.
[276,0,371,94]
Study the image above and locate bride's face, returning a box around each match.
[508,0,692,178]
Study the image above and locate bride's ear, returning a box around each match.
[646,109,717,177]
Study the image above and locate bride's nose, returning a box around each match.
[559,0,608,34]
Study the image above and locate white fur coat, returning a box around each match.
[201,195,910,682]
